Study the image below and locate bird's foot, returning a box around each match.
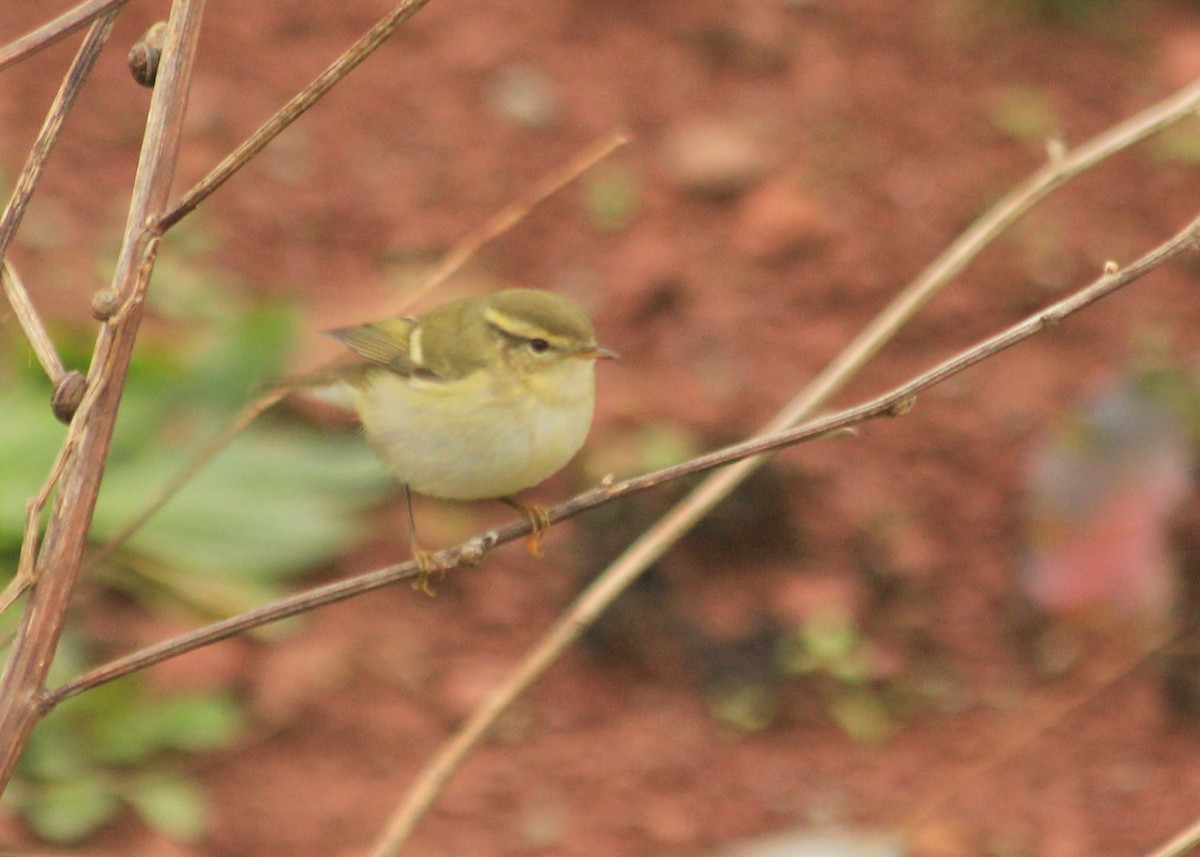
[503,498,551,556]
[410,546,445,596]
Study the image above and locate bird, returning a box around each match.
[325,288,614,591]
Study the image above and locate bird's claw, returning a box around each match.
[411,547,445,596]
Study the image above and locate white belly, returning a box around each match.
[352,362,596,500]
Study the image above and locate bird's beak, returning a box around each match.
[578,346,618,360]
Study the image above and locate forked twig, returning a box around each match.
[160,0,433,231]
[0,0,133,70]
[0,14,118,386]
[2,262,66,387]
[0,0,207,792]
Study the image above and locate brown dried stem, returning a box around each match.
[367,74,1200,849]
[0,14,118,384]
[0,0,207,792]
[366,207,1200,856]
[1146,815,1200,857]
[0,0,133,70]
[159,0,433,232]
[47,211,1200,715]
[1,262,66,386]
[395,129,630,313]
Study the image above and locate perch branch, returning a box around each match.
[366,208,1200,855]
[356,74,1200,852]
[159,0,433,232]
[0,0,206,793]
[47,211,1200,716]
[0,0,133,70]
[561,73,1200,666]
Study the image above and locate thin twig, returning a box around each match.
[1145,814,1200,857]
[2,263,65,385]
[90,128,627,567]
[0,0,133,70]
[0,0,207,793]
[396,129,630,313]
[0,14,117,384]
[364,77,1200,853]
[901,633,1170,837]
[0,442,72,616]
[87,389,284,568]
[159,0,433,232]
[46,212,1200,716]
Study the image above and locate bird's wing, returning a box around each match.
[326,318,422,377]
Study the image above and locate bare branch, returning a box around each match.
[1145,815,1200,857]
[46,211,1200,718]
[0,15,117,389]
[398,129,630,313]
[0,0,207,793]
[2,263,65,386]
[364,207,1200,855]
[0,0,133,70]
[353,78,1200,850]
[159,0,434,232]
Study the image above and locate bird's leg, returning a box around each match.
[501,496,551,556]
[404,484,442,595]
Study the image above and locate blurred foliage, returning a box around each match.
[778,610,900,744]
[582,162,641,233]
[0,241,392,842]
[4,638,241,843]
[2,265,391,616]
[986,86,1061,144]
[1022,337,1200,630]
[1151,115,1200,166]
[993,0,1125,26]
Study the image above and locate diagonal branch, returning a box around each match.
[0,0,134,71]
[0,0,207,794]
[46,210,1200,715]
[365,208,1200,856]
[354,78,1200,851]
[0,14,118,387]
[159,0,433,232]
[2,262,66,388]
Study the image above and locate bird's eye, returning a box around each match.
[528,338,551,353]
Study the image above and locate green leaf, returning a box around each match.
[826,687,896,745]
[86,685,242,762]
[79,679,166,766]
[92,423,391,586]
[148,693,243,752]
[21,722,94,780]
[0,384,66,549]
[23,775,119,843]
[126,773,207,841]
[584,163,641,232]
[987,86,1059,143]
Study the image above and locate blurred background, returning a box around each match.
[3,0,1200,855]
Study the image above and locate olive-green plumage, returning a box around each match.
[326,288,612,501]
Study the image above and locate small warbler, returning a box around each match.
[325,288,614,589]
